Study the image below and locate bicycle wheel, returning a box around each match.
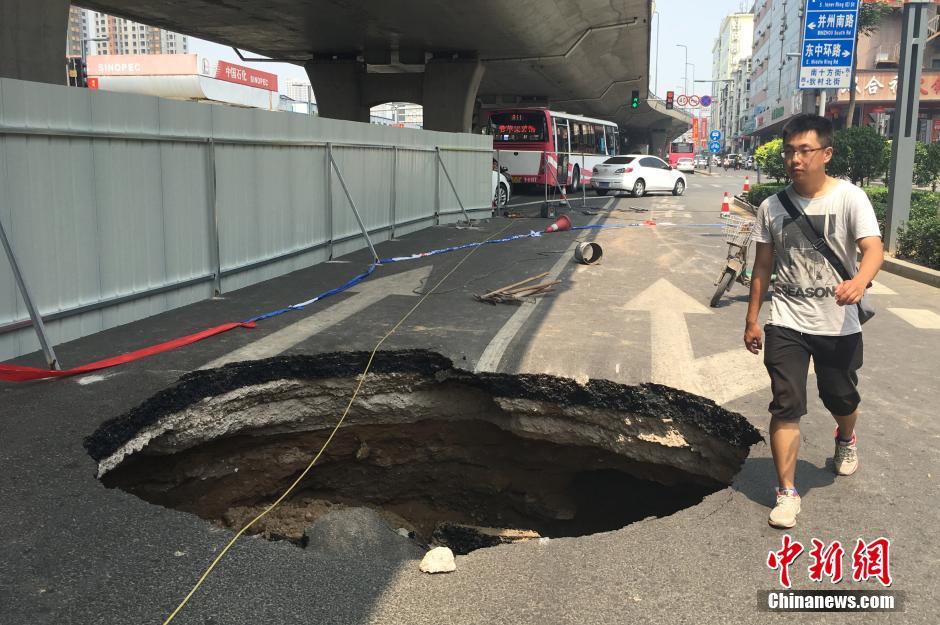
[710,270,736,308]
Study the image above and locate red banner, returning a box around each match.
[691,118,699,143]
[215,60,278,92]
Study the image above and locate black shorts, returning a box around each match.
[763,324,863,420]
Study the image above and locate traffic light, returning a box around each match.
[665,90,674,110]
[631,90,640,109]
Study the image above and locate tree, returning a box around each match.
[755,138,788,183]
[846,3,895,127]
[913,141,940,191]
[830,126,889,185]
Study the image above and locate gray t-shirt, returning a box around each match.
[754,179,881,336]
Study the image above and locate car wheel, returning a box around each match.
[632,179,646,197]
[595,188,608,196]
[496,183,509,207]
[672,179,685,196]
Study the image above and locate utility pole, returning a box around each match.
[677,44,689,96]
[885,0,930,254]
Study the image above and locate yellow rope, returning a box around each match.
[163,220,516,624]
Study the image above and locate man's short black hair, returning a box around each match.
[781,114,833,148]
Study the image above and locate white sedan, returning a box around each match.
[676,157,696,173]
[590,155,686,197]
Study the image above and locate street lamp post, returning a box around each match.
[80,36,108,71]
[676,44,688,96]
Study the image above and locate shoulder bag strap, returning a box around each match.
[774,189,854,282]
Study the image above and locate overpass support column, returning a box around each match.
[649,129,668,159]
[0,0,70,84]
[305,61,371,123]
[422,59,484,133]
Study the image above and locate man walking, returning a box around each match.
[744,114,883,529]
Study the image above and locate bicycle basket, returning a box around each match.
[721,214,756,247]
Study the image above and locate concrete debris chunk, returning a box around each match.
[303,507,423,561]
[420,546,456,574]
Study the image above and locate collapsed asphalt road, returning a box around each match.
[85,350,761,552]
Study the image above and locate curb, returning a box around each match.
[881,255,940,288]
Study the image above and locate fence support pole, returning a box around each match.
[0,217,60,369]
[582,153,587,206]
[326,142,335,260]
[328,144,380,264]
[434,147,441,225]
[206,139,223,296]
[436,147,471,225]
[390,146,398,238]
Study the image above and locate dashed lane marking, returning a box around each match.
[887,308,940,329]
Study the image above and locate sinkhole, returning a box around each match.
[85,350,762,555]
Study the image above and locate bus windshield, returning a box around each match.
[670,142,694,154]
[489,112,549,143]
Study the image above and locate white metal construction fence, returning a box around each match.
[0,77,492,363]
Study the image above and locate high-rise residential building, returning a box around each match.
[711,12,754,154]
[90,11,188,56]
[285,79,314,103]
[748,0,814,140]
[66,6,90,58]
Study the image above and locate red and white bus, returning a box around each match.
[487,108,620,191]
[667,141,695,167]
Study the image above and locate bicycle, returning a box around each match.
[710,214,756,308]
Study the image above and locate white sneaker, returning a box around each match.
[834,429,858,476]
[768,488,801,529]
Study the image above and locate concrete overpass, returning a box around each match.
[2,0,689,146]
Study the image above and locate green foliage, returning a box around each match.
[913,142,940,191]
[829,126,889,185]
[746,183,787,207]
[858,3,894,35]
[754,139,788,183]
[865,187,940,269]
[897,217,940,270]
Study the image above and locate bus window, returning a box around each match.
[594,123,607,154]
[554,118,570,153]
[570,123,581,153]
[581,124,595,154]
[606,126,619,155]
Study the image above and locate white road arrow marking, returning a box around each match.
[201,265,433,369]
[624,278,769,405]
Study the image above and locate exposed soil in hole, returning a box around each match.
[104,420,714,548]
[85,350,761,554]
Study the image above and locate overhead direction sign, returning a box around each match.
[799,0,860,90]
[709,129,722,142]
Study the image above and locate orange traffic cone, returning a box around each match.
[545,214,572,233]
[743,176,751,193]
[721,192,731,215]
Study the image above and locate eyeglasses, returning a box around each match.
[781,147,826,159]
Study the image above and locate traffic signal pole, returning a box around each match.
[885,0,930,254]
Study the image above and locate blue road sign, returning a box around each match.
[709,141,722,154]
[799,0,860,90]
[709,129,722,142]
[700,95,712,107]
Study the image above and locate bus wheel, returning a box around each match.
[570,166,580,192]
